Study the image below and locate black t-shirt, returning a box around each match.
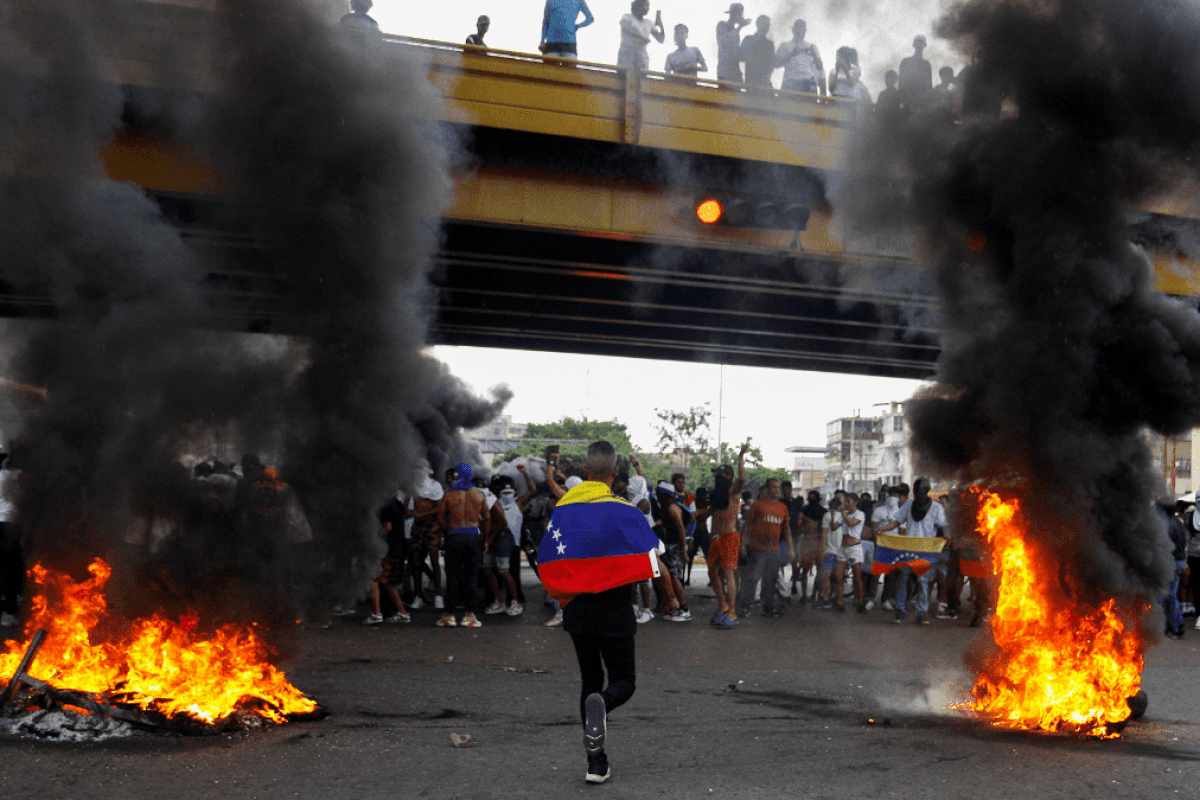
[784,496,805,532]
[378,497,407,557]
[563,584,637,637]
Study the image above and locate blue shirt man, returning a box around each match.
[541,0,595,59]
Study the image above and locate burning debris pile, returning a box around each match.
[841,0,1200,736]
[1,559,320,735]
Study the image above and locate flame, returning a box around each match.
[0,559,316,725]
[970,491,1143,737]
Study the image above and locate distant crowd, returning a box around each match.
[343,0,998,122]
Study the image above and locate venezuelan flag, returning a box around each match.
[871,533,947,577]
[538,481,663,607]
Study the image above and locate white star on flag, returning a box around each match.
[551,525,562,541]
[556,542,566,555]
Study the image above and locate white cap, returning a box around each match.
[565,476,584,490]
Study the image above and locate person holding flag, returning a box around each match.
[537,440,676,785]
[872,477,947,625]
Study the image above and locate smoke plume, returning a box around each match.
[845,0,1200,603]
[0,0,508,626]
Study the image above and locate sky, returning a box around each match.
[371,0,963,97]
[432,345,928,470]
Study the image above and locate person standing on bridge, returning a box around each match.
[617,0,665,72]
[664,24,707,76]
[740,15,776,88]
[540,0,595,60]
[716,4,749,83]
[775,19,824,95]
[466,15,490,47]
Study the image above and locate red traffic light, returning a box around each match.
[696,198,723,225]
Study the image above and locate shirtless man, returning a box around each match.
[707,443,748,627]
[436,462,491,628]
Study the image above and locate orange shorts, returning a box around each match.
[709,533,741,571]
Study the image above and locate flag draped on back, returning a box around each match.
[538,481,662,607]
[871,533,947,577]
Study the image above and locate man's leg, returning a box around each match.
[761,548,781,614]
[832,560,847,609]
[723,566,739,621]
[914,570,932,622]
[461,536,483,621]
[738,549,764,617]
[441,536,463,619]
[894,565,911,620]
[597,635,637,712]
[709,559,728,615]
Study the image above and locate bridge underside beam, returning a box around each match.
[431,222,941,379]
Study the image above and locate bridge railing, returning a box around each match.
[384,35,856,170]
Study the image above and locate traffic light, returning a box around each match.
[693,193,810,231]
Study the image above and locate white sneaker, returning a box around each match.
[864,600,875,612]
[363,613,383,626]
[434,595,445,610]
[436,613,458,628]
[1194,617,1200,631]
[882,599,895,611]
[506,601,524,616]
[409,596,425,610]
[484,601,506,615]
[636,608,653,624]
[545,611,563,627]
[460,612,482,628]
[667,609,691,622]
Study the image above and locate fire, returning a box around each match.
[0,559,317,725]
[970,491,1143,737]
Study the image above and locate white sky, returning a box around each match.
[372,0,963,96]
[374,1,950,466]
[432,345,928,469]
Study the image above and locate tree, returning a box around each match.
[496,417,637,476]
[645,406,788,496]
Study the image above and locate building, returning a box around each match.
[877,401,910,489]
[784,445,826,492]
[1146,429,1194,499]
[825,415,882,495]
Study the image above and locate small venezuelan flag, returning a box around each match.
[871,533,947,577]
[538,481,662,607]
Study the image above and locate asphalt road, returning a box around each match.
[2,578,1198,800]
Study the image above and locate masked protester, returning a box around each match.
[894,478,946,625]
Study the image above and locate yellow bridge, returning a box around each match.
[31,3,1200,377]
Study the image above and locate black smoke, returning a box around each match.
[0,0,508,629]
[847,0,1200,603]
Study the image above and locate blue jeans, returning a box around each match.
[739,547,781,615]
[895,565,931,616]
[1163,560,1186,635]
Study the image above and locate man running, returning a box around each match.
[436,463,490,628]
[537,440,674,784]
[707,443,748,626]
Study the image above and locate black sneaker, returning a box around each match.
[857,603,867,614]
[916,613,930,626]
[834,603,846,613]
[585,751,612,784]
[584,693,606,755]
[894,610,905,624]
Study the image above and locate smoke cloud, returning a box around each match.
[0,0,509,627]
[844,0,1200,603]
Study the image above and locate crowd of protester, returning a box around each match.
[340,1,993,121]
[0,441,1196,639]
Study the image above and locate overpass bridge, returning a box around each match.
[10,2,1200,380]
